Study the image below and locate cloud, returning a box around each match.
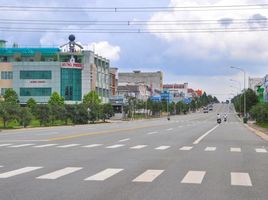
[147,0,268,61]
[84,41,121,61]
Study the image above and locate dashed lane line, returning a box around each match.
[193,125,219,145]
[231,172,252,187]
[181,171,206,184]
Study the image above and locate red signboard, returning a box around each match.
[61,62,83,69]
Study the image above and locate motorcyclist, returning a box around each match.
[217,113,221,120]
[223,114,227,121]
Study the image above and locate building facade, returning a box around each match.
[248,77,262,93]
[118,70,163,95]
[0,36,111,104]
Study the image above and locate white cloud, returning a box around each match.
[148,0,268,61]
[84,41,121,61]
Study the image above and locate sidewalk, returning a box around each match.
[245,121,268,141]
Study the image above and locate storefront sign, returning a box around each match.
[61,62,83,69]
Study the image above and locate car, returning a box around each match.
[203,107,209,113]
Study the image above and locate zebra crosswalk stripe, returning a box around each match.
[0,144,12,147]
[155,146,170,150]
[0,167,43,178]
[181,171,206,184]
[132,170,164,182]
[9,144,35,148]
[36,167,82,180]
[85,168,123,181]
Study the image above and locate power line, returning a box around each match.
[0,4,268,12]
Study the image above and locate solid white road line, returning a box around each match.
[9,144,35,148]
[132,170,164,182]
[147,132,158,135]
[230,147,241,152]
[0,167,43,178]
[231,172,252,186]
[83,144,103,148]
[57,144,80,148]
[85,168,123,181]
[130,145,147,149]
[255,148,267,153]
[36,167,82,180]
[180,146,193,151]
[166,128,173,131]
[33,144,58,148]
[181,171,206,184]
[0,165,3,168]
[205,147,216,151]
[119,138,130,142]
[193,125,219,144]
[155,146,170,150]
[106,144,125,149]
[0,144,12,147]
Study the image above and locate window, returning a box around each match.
[20,71,52,79]
[0,88,9,95]
[61,68,81,101]
[1,71,13,80]
[20,88,52,96]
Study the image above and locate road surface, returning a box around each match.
[0,104,267,200]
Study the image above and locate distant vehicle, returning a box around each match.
[203,107,209,113]
[208,104,213,111]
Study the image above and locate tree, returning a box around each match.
[18,107,33,128]
[48,92,65,125]
[3,89,19,104]
[35,104,51,126]
[27,98,37,113]
[250,103,268,123]
[88,104,100,123]
[48,92,64,106]
[0,102,19,128]
[100,103,114,122]
[83,91,101,107]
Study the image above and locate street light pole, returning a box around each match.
[230,66,247,120]
[230,79,242,115]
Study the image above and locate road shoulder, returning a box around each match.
[245,122,268,141]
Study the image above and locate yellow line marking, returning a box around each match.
[48,124,165,141]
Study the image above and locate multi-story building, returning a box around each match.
[248,77,262,93]
[109,67,118,96]
[117,83,151,101]
[118,70,163,95]
[0,36,111,104]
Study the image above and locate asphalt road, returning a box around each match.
[0,104,267,200]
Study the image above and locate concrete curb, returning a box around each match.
[244,124,268,142]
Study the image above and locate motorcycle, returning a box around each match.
[224,117,227,122]
[217,118,221,124]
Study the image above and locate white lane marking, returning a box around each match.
[155,146,170,150]
[147,132,158,135]
[85,168,123,181]
[106,144,125,149]
[166,128,173,131]
[231,172,252,186]
[130,145,147,149]
[57,144,80,148]
[9,144,35,148]
[180,146,193,151]
[0,140,48,142]
[0,166,3,168]
[230,147,241,152]
[33,144,58,148]
[132,170,164,182]
[0,144,12,147]
[36,167,82,180]
[119,138,130,142]
[255,148,267,153]
[181,171,206,184]
[193,125,219,144]
[0,167,43,178]
[83,144,103,148]
[205,147,216,151]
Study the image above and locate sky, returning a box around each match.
[1,0,268,101]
